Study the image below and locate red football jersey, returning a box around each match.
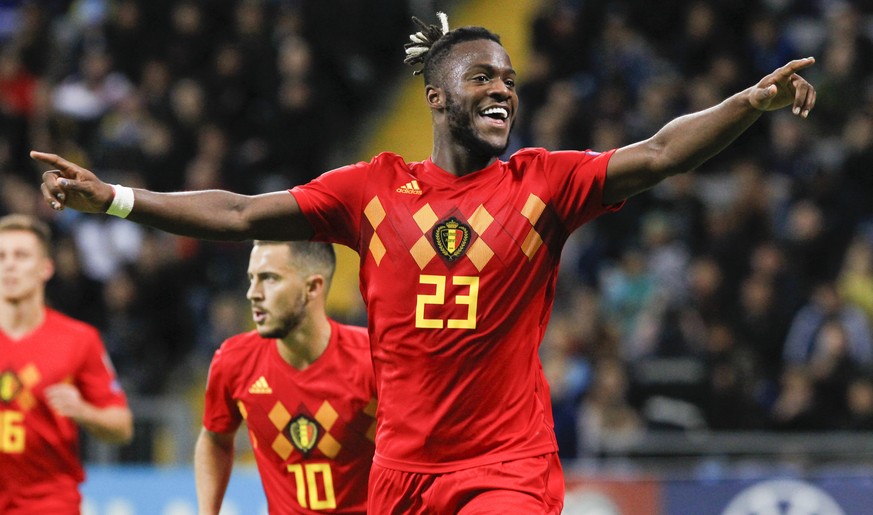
[0,308,128,509]
[203,319,376,514]
[291,147,620,472]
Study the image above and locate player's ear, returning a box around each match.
[306,275,325,299]
[426,84,444,110]
[41,257,55,282]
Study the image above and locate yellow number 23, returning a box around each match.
[415,275,479,329]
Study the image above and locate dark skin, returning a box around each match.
[32,38,816,239]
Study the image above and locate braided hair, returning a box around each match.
[403,12,502,85]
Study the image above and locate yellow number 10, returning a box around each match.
[416,275,479,329]
[287,463,336,510]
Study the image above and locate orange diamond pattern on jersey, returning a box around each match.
[318,431,341,458]
[520,194,546,259]
[363,398,377,417]
[315,401,339,431]
[413,204,438,232]
[370,233,387,265]
[365,196,388,264]
[19,364,40,388]
[269,401,292,429]
[366,193,548,270]
[364,196,386,228]
[468,204,494,234]
[411,236,435,269]
[272,432,293,460]
[521,193,546,224]
[522,228,544,260]
[467,239,495,271]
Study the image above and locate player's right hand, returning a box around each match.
[30,151,115,213]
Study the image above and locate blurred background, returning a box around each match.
[2,0,873,513]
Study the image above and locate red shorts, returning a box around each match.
[368,453,564,514]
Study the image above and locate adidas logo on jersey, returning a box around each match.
[396,180,422,195]
[248,376,273,394]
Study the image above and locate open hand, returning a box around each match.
[30,151,115,213]
[749,57,816,117]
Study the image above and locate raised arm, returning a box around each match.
[30,151,314,242]
[602,57,817,204]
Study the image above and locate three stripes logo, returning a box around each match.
[248,376,273,394]
[396,180,423,195]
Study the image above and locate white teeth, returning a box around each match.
[482,107,508,119]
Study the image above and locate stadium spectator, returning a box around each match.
[195,241,375,514]
[783,281,873,368]
[32,9,816,511]
[0,213,132,513]
[578,357,644,456]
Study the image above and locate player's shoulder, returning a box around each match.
[214,330,266,360]
[333,321,370,349]
[45,308,100,339]
[370,151,409,166]
[506,147,612,173]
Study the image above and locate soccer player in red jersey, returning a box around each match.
[195,241,375,514]
[0,214,133,514]
[32,12,816,513]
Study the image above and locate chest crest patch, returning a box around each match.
[433,217,471,261]
[288,415,320,454]
[0,370,21,404]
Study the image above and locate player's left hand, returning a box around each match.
[45,383,87,420]
[749,57,816,117]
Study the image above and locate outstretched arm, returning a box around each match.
[603,57,817,204]
[31,151,314,242]
[194,428,236,515]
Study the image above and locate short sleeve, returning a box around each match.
[202,346,242,433]
[290,161,371,249]
[75,329,127,408]
[541,149,623,231]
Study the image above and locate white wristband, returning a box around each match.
[106,184,135,218]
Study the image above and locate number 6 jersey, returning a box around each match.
[291,147,620,473]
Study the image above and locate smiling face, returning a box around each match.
[433,38,517,159]
[246,244,311,339]
[0,229,53,305]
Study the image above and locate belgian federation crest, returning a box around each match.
[0,371,21,404]
[433,217,471,261]
[288,415,319,454]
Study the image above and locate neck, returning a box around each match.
[431,138,497,176]
[0,296,46,340]
[276,311,331,370]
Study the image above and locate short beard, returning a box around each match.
[445,93,510,159]
[255,295,308,339]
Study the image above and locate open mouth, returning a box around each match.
[252,308,267,324]
[480,106,509,125]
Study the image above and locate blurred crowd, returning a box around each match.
[0,0,409,398]
[1,0,872,463]
[525,0,873,459]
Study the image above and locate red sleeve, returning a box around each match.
[202,346,242,433]
[75,328,127,408]
[540,149,624,231]
[289,160,371,249]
